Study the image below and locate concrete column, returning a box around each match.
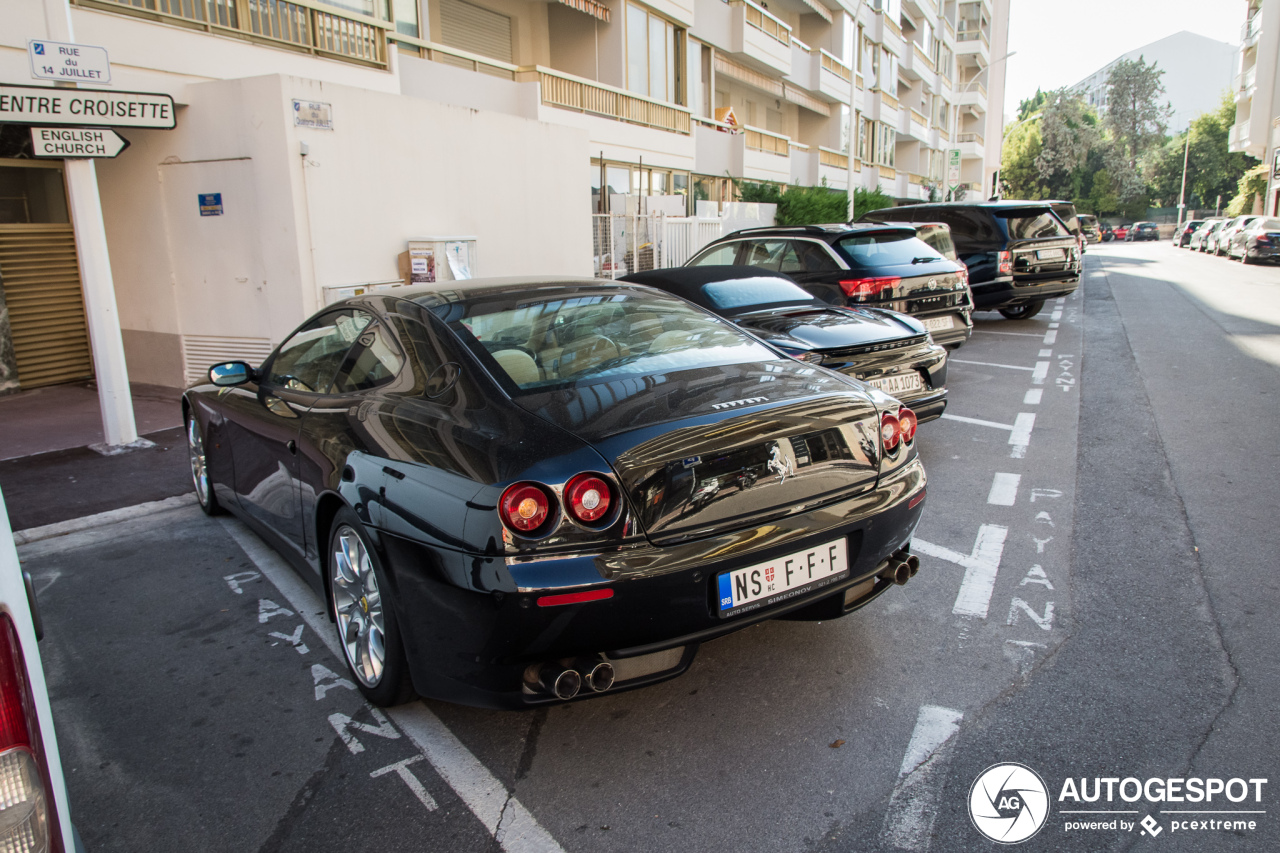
[63,159,139,447]
[43,0,140,449]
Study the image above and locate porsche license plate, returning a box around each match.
[868,372,924,395]
[922,315,953,332]
[1036,248,1064,260]
[717,539,849,616]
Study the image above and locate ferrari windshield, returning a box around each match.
[448,290,780,392]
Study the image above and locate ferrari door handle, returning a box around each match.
[286,440,297,455]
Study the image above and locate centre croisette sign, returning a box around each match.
[0,84,176,129]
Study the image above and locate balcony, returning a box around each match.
[694,120,790,183]
[957,131,984,158]
[1230,120,1251,150]
[728,0,792,75]
[957,82,987,109]
[1236,65,1258,101]
[392,34,515,79]
[1243,11,1263,46]
[955,28,990,65]
[782,42,850,104]
[521,66,691,134]
[816,147,849,190]
[74,0,390,67]
[816,49,853,103]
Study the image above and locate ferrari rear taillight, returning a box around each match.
[997,250,1013,275]
[0,615,59,853]
[564,474,613,524]
[840,276,900,299]
[499,483,551,533]
[881,411,901,452]
[898,407,919,443]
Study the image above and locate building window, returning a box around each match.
[858,116,870,164]
[627,3,684,104]
[877,122,895,167]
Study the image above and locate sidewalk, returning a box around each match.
[0,382,191,531]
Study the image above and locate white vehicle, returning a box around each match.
[0,486,82,853]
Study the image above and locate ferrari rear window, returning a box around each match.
[450,291,779,392]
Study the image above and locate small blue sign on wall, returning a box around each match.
[198,193,223,216]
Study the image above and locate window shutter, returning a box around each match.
[439,0,513,64]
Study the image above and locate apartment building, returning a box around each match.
[0,0,1006,422]
[1231,0,1280,215]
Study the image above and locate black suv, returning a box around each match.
[859,201,1081,320]
[684,224,973,347]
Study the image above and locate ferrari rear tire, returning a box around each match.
[328,508,416,707]
[187,415,223,516]
[998,300,1045,321]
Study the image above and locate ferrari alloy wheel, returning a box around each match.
[187,416,221,516]
[328,509,415,706]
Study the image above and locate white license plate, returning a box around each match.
[868,372,925,395]
[716,538,849,616]
[922,315,953,332]
[1036,248,1065,260]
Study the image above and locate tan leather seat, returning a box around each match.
[554,335,622,377]
[649,330,697,353]
[492,349,541,386]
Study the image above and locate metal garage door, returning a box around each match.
[438,0,513,63]
[0,162,92,389]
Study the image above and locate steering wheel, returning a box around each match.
[278,375,315,393]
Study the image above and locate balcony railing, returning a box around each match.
[878,165,897,180]
[913,43,933,72]
[522,66,692,134]
[735,0,792,47]
[74,0,390,68]
[957,131,984,145]
[1237,65,1258,92]
[956,28,988,48]
[745,125,790,156]
[391,33,516,79]
[911,108,928,126]
[820,49,853,83]
[819,147,849,169]
[881,90,900,109]
[1243,12,1263,42]
[1231,120,1250,145]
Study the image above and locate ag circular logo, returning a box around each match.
[968,763,1050,844]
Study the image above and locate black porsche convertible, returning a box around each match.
[184,277,927,709]
[621,266,949,422]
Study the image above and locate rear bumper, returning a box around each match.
[378,458,927,708]
[971,275,1080,310]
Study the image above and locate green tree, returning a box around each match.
[1035,90,1100,195]
[733,180,893,225]
[1225,164,1269,216]
[1143,93,1256,210]
[1000,119,1046,199]
[1103,57,1170,209]
[1017,89,1048,122]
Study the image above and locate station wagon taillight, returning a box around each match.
[840,276,900,299]
[0,615,61,853]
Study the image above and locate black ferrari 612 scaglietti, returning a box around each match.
[621,265,949,422]
[184,277,927,709]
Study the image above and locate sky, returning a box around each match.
[1003,0,1247,121]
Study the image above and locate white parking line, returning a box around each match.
[1038,349,1053,357]
[913,524,1009,618]
[987,473,1021,506]
[940,413,1013,431]
[219,518,567,853]
[970,330,1043,338]
[1023,389,1043,405]
[950,359,1035,371]
[1009,413,1036,448]
[880,705,965,852]
[1031,361,1050,384]
[1043,330,1058,345]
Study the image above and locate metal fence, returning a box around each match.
[591,214,725,278]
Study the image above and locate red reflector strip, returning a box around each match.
[908,488,926,510]
[536,588,614,607]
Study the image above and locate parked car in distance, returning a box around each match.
[1078,214,1102,243]
[0,487,84,853]
[1100,224,1115,242]
[1126,222,1160,241]
[684,224,973,348]
[1047,200,1086,254]
[1227,217,1280,264]
[1200,220,1228,253]
[621,266,950,422]
[859,200,1081,320]
[1173,220,1205,247]
[1112,224,1130,241]
[1214,215,1261,256]
[184,278,930,709]
[1187,219,1221,251]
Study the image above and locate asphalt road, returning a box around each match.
[18,240,1280,852]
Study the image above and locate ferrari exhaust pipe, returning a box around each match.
[540,666,582,700]
[580,660,615,693]
[879,559,911,586]
[890,548,921,578]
